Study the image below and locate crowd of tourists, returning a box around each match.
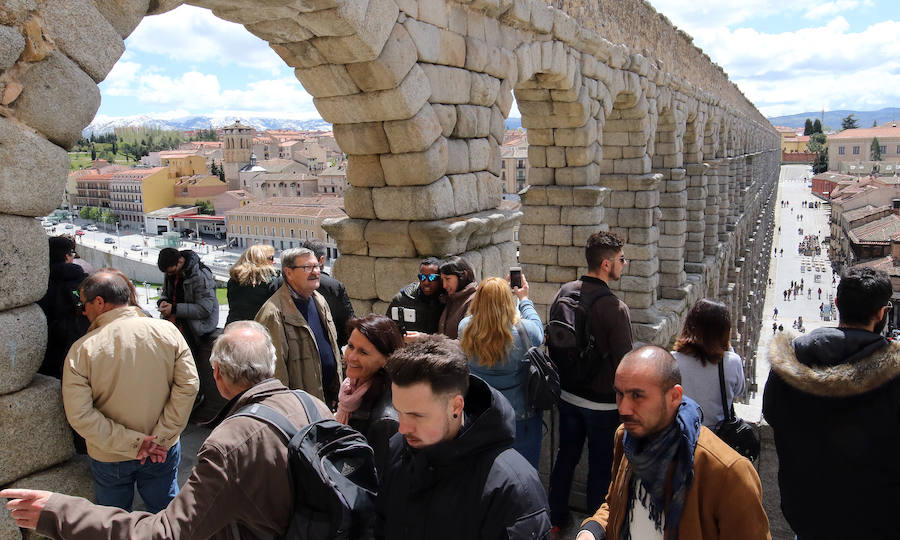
[5,231,899,539]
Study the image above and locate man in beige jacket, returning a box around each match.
[62,269,198,513]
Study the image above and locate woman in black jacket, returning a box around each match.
[225,244,281,325]
[336,314,404,472]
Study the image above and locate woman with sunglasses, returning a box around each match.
[436,256,477,339]
[225,244,282,325]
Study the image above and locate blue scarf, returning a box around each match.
[621,397,702,540]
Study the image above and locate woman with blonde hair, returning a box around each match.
[225,244,281,325]
[459,275,544,469]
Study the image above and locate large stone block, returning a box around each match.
[0,304,46,396]
[544,225,573,246]
[308,0,398,63]
[93,0,150,38]
[0,24,25,70]
[561,205,603,226]
[314,64,430,124]
[334,121,390,155]
[468,138,491,171]
[380,136,448,186]
[294,63,360,97]
[432,103,457,137]
[573,186,610,207]
[245,18,313,43]
[521,205,560,225]
[481,245,503,279]
[343,186,376,219]
[346,154,386,187]
[334,255,377,299]
[0,375,74,485]
[475,171,502,211]
[13,51,100,148]
[40,0,125,82]
[383,103,442,154]
[0,215,48,311]
[365,220,417,257]
[421,63,472,104]
[408,218,470,255]
[519,244,557,266]
[372,177,456,220]
[0,118,69,217]
[470,73,500,107]
[438,28,466,67]
[556,163,599,186]
[347,23,417,92]
[375,257,423,302]
[449,173,479,215]
[322,217,368,255]
[271,40,327,69]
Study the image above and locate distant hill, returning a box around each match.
[85,113,526,136]
[768,108,900,131]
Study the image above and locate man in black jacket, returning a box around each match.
[302,239,354,348]
[548,231,633,536]
[385,257,444,337]
[764,267,900,540]
[377,335,550,539]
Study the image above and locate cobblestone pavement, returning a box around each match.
[740,164,837,421]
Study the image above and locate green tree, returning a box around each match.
[841,114,859,130]
[871,137,882,161]
[78,206,92,219]
[808,133,829,173]
[196,200,215,215]
[803,118,814,135]
[873,120,878,127]
[90,144,97,160]
[99,208,116,225]
[812,119,822,134]
[87,207,102,221]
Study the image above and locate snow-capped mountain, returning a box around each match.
[83,113,333,136]
[84,113,525,136]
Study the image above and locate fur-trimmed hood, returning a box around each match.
[768,329,900,397]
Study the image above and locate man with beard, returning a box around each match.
[386,257,444,338]
[765,267,900,539]
[376,334,550,539]
[256,247,342,407]
[577,346,769,540]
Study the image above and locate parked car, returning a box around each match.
[130,244,142,251]
[75,230,85,236]
[64,224,74,229]
[104,237,115,244]
[85,225,98,231]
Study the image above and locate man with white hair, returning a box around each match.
[255,247,342,408]
[2,321,334,539]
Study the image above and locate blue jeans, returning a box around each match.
[90,441,181,513]
[548,400,620,526]
[513,414,544,470]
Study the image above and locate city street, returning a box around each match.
[742,164,838,419]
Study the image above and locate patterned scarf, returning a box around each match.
[621,397,702,540]
[335,377,374,424]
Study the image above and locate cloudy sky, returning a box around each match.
[96,0,898,121]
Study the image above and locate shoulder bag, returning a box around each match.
[713,358,760,462]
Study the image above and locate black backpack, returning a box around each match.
[546,280,612,392]
[513,321,560,410]
[232,391,378,540]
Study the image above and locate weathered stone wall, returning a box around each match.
[0,1,780,537]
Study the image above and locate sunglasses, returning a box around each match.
[418,273,439,282]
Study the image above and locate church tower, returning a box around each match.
[222,120,253,190]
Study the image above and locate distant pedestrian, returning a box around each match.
[808,288,812,299]
[773,322,778,334]
[818,287,822,299]
[774,307,778,320]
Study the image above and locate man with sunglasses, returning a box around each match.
[255,247,342,408]
[765,267,900,539]
[386,257,445,338]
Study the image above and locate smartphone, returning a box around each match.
[509,267,522,289]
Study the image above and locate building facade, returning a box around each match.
[108,167,171,231]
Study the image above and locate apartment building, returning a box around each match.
[108,167,172,231]
[225,195,345,257]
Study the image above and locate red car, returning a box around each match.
[75,230,85,236]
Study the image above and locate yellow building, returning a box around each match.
[173,175,228,206]
[109,167,174,232]
[160,153,207,177]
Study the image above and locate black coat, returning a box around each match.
[385,282,444,334]
[318,273,354,348]
[37,261,89,379]
[764,329,900,540]
[376,376,550,540]
[225,274,282,325]
[347,370,397,478]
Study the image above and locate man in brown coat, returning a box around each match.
[2,321,334,539]
[576,346,770,540]
[255,247,342,407]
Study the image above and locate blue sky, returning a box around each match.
[97,1,900,121]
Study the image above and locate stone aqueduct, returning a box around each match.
[0,0,780,529]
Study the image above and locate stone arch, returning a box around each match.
[652,105,688,301]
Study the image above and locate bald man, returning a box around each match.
[577,346,770,540]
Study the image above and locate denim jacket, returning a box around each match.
[459,299,544,420]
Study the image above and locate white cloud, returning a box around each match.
[648,0,870,31]
[803,1,872,20]
[127,5,286,74]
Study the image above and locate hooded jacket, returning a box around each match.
[159,250,219,338]
[764,329,900,540]
[376,376,551,540]
[386,281,444,334]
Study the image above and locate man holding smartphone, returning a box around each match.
[386,257,445,338]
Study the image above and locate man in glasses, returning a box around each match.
[765,266,900,539]
[386,257,445,338]
[256,247,342,408]
[302,239,354,349]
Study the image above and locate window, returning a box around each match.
[501,161,506,169]
[517,160,525,168]
[853,146,860,155]
[880,145,887,154]
[838,146,845,155]
[896,145,900,154]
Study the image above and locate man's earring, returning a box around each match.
[453,414,458,419]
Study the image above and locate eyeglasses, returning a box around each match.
[267,256,275,262]
[418,273,439,282]
[287,264,319,273]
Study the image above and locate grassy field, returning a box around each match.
[69,149,134,170]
